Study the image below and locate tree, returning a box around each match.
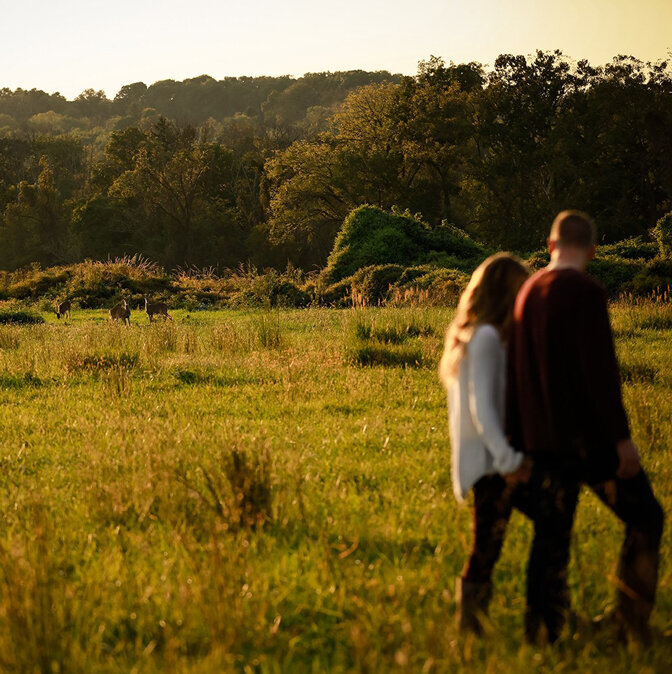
[465,51,580,248]
[108,120,244,265]
[74,89,111,125]
[2,156,69,266]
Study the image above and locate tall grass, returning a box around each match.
[0,302,666,671]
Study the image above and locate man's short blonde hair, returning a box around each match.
[549,210,596,249]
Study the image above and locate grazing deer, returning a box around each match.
[56,300,71,320]
[109,299,131,326]
[143,296,172,323]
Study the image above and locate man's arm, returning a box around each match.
[579,283,639,477]
[616,438,640,479]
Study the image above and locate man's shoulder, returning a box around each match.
[525,267,606,297]
[515,268,607,322]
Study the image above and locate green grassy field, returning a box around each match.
[0,303,669,672]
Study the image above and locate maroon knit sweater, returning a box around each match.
[506,267,629,477]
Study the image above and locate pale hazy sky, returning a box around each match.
[3,0,671,100]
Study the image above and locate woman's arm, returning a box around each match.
[467,327,523,475]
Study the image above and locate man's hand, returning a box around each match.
[505,456,532,485]
[616,438,641,479]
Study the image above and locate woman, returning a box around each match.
[439,253,530,634]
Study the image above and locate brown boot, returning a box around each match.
[456,577,492,635]
[616,594,654,647]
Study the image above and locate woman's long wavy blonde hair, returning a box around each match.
[439,253,529,386]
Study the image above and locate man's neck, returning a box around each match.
[547,250,589,272]
[547,259,585,271]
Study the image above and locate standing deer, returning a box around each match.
[56,300,71,320]
[143,296,172,323]
[109,299,131,326]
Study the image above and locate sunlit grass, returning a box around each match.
[0,303,668,671]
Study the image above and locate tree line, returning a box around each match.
[0,52,671,271]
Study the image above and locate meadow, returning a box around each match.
[0,301,669,672]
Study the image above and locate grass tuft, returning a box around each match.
[620,362,659,384]
[174,446,273,531]
[0,372,43,389]
[65,352,139,374]
[348,343,424,367]
[253,311,283,349]
[0,326,21,350]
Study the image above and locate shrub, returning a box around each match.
[393,267,468,306]
[321,205,484,284]
[599,236,658,261]
[630,258,672,295]
[587,257,641,296]
[0,310,45,325]
[525,249,550,270]
[349,264,406,305]
[227,268,310,308]
[316,278,356,307]
[651,212,672,258]
[6,270,71,300]
[320,265,469,307]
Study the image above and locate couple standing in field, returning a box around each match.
[440,211,664,645]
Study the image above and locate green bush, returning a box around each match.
[321,205,484,284]
[599,236,658,261]
[587,257,642,296]
[319,264,469,307]
[393,266,468,306]
[651,212,672,258]
[229,270,311,308]
[349,264,406,305]
[631,258,672,295]
[5,270,71,300]
[0,311,45,325]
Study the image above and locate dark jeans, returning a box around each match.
[463,465,664,642]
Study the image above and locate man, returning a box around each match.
[507,210,664,644]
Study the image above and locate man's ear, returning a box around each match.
[548,239,556,255]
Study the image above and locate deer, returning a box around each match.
[56,300,71,320]
[143,296,172,323]
[109,298,131,326]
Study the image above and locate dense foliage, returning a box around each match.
[321,205,484,284]
[1,52,671,272]
[3,209,671,312]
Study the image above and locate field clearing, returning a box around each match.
[0,303,670,672]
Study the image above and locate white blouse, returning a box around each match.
[447,324,523,501]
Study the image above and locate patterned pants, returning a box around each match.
[463,464,664,642]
